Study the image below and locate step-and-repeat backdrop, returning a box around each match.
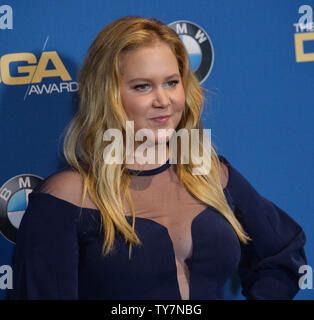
[0,0,313,299]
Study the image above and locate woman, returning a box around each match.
[10,16,306,300]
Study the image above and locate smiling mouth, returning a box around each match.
[149,115,171,123]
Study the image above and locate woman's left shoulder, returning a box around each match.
[218,155,229,189]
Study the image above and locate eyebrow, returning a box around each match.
[127,73,180,83]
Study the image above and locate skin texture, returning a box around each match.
[120,41,186,169]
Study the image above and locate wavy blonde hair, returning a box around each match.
[63,16,250,257]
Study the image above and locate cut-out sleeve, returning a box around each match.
[9,179,80,299]
[219,155,307,299]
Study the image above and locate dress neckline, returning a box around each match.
[127,159,171,176]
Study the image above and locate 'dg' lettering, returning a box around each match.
[0,51,72,85]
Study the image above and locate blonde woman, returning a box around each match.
[10,16,306,300]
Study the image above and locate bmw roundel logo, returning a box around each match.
[0,174,43,243]
[168,20,214,83]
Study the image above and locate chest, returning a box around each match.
[123,176,209,262]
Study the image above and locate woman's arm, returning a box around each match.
[9,171,84,299]
[219,155,307,300]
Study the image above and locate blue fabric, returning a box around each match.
[9,155,307,300]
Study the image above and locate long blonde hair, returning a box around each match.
[63,16,250,257]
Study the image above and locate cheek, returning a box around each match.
[174,89,186,113]
[122,96,151,118]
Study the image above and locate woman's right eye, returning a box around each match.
[134,84,150,92]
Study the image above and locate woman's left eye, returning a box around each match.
[166,80,179,88]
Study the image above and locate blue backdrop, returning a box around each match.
[0,0,313,300]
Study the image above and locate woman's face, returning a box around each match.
[120,41,185,146]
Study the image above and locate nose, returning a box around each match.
[152,86,170,107]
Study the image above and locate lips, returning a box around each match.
[150,115,171,120]
[149,115,171,123]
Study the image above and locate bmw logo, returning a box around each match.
[168,20,214,83]
[0,174,43,243]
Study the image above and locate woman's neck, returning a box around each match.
[125,143,170,170]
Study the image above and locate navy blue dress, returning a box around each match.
[9,155,307,299]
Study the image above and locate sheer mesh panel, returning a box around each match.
[123,164,208,300]
[36,169,99,210]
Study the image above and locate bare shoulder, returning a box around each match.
[219,160,229,189]
[38,168,98,209]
